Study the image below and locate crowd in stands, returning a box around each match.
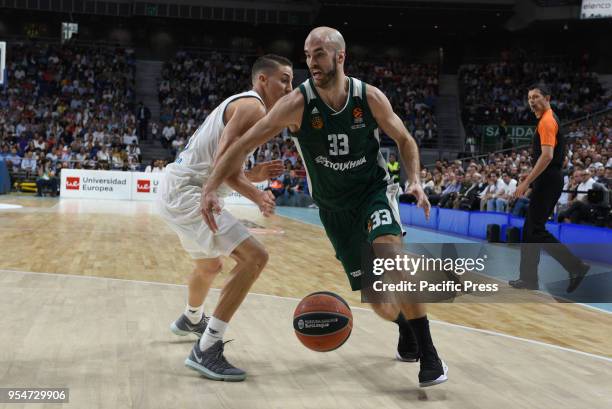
[157,52,439,161]
[346,61,438,147]
[460,54,610,141]
[406,112,612,227]
[0,40,144,194]
[153,52,439,205]
[250,130,311,206]
[157,51,251,159]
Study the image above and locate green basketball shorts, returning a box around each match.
[319,183,404,291]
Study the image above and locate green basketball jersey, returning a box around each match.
[292,77,391,211]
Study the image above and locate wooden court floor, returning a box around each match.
[0,196,611,409]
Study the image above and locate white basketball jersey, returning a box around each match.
[164,89,264,187]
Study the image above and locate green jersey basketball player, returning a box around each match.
[202,27,448,387]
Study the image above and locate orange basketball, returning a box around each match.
[293,291,353,352]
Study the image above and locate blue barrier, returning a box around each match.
[509,216,525,229]
[398,206,611,263]
[501,215,526,241]
[437,208,470,236]
[559,223,612,244]
[558,224,612,263]
[0,160,9,194]
[468,211,510,239]
[411,205,438,229]
[399,203,414,226]
[545,222,561,241]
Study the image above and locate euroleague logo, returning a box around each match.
[351,107,365,129]
[66,177,80,190]
[137,179,151,193]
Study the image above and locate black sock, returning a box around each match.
[407,316,438,359]
[394,313,418,351]
[393,312,408,327]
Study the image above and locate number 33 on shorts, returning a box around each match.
[368,209,392,232]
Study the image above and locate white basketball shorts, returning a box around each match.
[157,172,251,259]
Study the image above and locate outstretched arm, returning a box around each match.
[367,85,430,219]
[202,90,304,231]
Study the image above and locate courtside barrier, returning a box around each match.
[59,169,264,204]
[437,208,470,236]
[400,204,611,263]
[411,204,438,229]
[468,211,510,239]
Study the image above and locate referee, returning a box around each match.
[509,84,589,292]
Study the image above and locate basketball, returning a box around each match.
[293,291,353,352]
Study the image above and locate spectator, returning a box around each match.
[136,102,151,140]
[35,159,58,197]
[127,141,141,164]
[459,172,487,211]
[20,151,37,177]
[151,122,159,141]
[425,172,445,206]
[438,172,464,208]
[496,172,518,212]
[5,148,22,167]
[558,169,596,223]
[162,122,176,149]
[481,172,502,211]
[387,153,400,184]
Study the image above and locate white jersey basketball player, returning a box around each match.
[158,55,293,381]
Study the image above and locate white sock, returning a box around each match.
[199,316,227,351]
[184,304,204,324]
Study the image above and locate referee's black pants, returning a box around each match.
[519,168,583,284]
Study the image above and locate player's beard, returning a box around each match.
[313,53,338,89]
[318,64,337,88]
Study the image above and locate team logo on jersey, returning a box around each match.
[311,114,324,130]
[315,155,366,171]
[351,107,365,129]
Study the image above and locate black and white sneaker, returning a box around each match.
[396,325,420,362]
[418,357,448,387]
[170,314,208,338]
[184,340,247,382]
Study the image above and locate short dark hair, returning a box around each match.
[251,54,292,83]
[528,83,551,97]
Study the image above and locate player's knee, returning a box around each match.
[248,246,269,273]
[371,303,400,321]
[234,249,267,283]
[235,243,269,272]
[194,259,223,278]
